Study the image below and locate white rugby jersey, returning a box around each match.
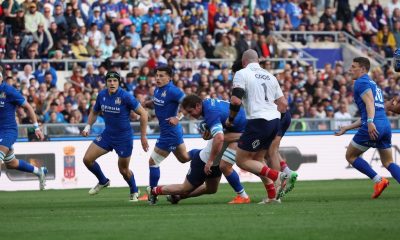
[232,62,283,121]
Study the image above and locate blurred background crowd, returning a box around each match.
[1,0,400,136]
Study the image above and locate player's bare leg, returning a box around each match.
[173,143,191,163]
[83,143,110,195]
[1,145,48,190]
[346,143,388,198]
[378,148,400,187]
[118,156,139,202]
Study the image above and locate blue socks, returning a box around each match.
[352,157,378,179]
[150,166,160,188]
[17,160,34,173]
[225,170,244,193]
[126,172,138,194]
[87,162,108,185]
[388,163,400,183]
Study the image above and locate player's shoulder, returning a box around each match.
[98,89,108,96]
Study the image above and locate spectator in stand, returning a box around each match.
[84,63,104,90]
[70,65,85,93]
[353,9,377,43]
[24,3,45,33]
[33,58,57,86]
[213,34,237,66]
[376,25,396,57]
[32,23,53,57]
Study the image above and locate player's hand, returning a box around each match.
[81,125,91,137]
[204,161,213,175]
[34,128,44,141]
[334,126,347,136]
[225,118,234,128]
[141,136,149,152]
[166,117,179,126]
[368,122,379,140]
[201,130,212,140]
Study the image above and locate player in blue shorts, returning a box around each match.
[264,111,298,196]
[0,74,47,190]
[179,95,251,204]
[141,66,191,205]
[81,71,149,201]
[335,57,400,198]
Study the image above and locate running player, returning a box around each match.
[227,49,288,203]
[81,71,149,201]
[335,57,400,198]
[0,73,47,190]
[143,66,191,205]
[180,95,251,204]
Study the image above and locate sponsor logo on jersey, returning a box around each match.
[0,92,6,98]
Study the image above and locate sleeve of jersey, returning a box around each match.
[9,86,26,106]
[205,111,224,137]
[93,94,101,112]
[232,71,245,90]
[356,80,371,97]
[174,87,185,103]
[127,94,140,111]
[274,78,284,100]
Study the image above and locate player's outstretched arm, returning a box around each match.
[335,119,362,136]
[135,105,149,152]
[82,110,99,137]
[22,102,44,141]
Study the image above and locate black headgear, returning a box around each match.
[106,71,121,81]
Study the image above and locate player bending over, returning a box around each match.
[181,95,251,204]
[81,71,149,201]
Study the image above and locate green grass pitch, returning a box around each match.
[1,179,399,240]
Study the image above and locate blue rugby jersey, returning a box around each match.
[354,74,387,123]
[93,88,139,140]
[201,98,247,137]
[153,81,185,139]
[0,82,26,131]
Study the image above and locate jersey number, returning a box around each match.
[261,83,268,101]
[375,88,383,103]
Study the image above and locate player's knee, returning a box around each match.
[205,186,218,194]
[118,167,130,178]
[150,151,166,166]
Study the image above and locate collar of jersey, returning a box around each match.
[247,62,260,68]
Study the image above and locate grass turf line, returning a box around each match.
[0,179,399,240]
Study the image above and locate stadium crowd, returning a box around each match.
[0,0,400,135]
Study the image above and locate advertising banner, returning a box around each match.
[1,133,399,191]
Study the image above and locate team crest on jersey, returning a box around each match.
[0,92,6,98]
[115,97,121,105]
[161,90,167,97]
[96,135,102,142]
[252,139,260,149]
[103,97,106,101]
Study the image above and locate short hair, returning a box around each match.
[156,66,172,77]
[182,94,202,109]
[353,57,370,71]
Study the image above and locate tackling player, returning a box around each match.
[180,95,251,204]
[335,57,400,198]
[0,73,47,190]
[81,71,149,201]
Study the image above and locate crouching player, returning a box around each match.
[180,95,251,204]
[81,71,149,201]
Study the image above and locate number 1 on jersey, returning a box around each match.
[261,83,268,101]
